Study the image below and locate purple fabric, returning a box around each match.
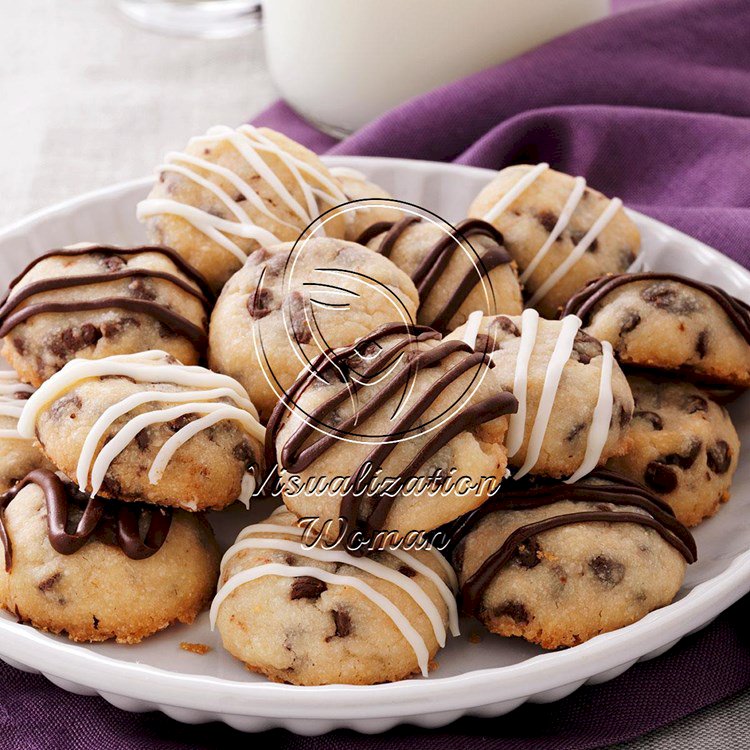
[3,0,749,748]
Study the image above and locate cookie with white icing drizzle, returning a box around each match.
[18,351,265,511]
[606,374,740,527]
[451,310,633,479]
[208,237,419,421]
[563,273,750,388]
[211,506,458,685]
[0,469,220,644]
[0,244,211,386]
[0,372,54,492]
[268,323,517,543]
[468,164,640,317]
[137,125,348,291]
[357,216,523,332]
[450,470,695,649]
[328,166,404,240]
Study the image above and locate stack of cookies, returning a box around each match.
[1,124,746,687]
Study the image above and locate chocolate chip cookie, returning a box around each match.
[20,351,264,511]
[606,375,739,526]
[451,470,695,649]
[0,244,210,386]
[468,164,640,317]
[563,273,750,388]
[212,507,458,685]
[208,237,420,421]
[0,469,219,643]
[452,310,633,480]
[0,372,54,492]
[138,125,348,291]
[268,323,517,543]
[357,217,523,332]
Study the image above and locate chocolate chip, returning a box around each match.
[287,291,312,345]
[569,229,598,252]
[619,403,631,429]
[11,336,26,355]
[330,609,352,639]
[100,255,125,272]
[232,441,255,466]
[50,393,82,420]
[619,310,641,335]
[641,282,699,314]
[572,330,602,364]
[129,278,157,301]
[492,600,529,625]
[101,317,140,339]
[38,572,61,592]
[135,430,150,451]
[644,462,678,493]
[589,555,625,586]
[707,440,731,474]
[290,576,327,600]
[634,410,663,430]
[537,211,558,233]
[473,333,499,354]
[48,324,103,358]
[512,537,541,569]
[566,422,586,441]
[662,438,702,470]
[489,315,521,338]
[92,615,100,630]
[100,475,123,497]
[168,414,196,432]
[696,330,709,359]
[398,565,417,578]
[247,288,276,319]
[683,395,708,414]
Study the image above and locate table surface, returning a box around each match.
[0,2,747,748]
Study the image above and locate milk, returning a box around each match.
[263,0,610,135]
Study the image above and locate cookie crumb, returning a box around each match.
[469,631,482,644]
[180,641,211,655]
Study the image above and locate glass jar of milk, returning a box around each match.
[263,0,609,136]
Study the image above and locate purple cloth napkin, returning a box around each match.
[3,0,749,748]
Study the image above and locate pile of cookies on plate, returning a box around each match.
[0,124,746,686]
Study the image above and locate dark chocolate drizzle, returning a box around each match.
[0,245,212,350]
[448,469,696,616]
[356,218,512,332]
[266,323,518,542]
[562,273,750,344]
[0,469,172,571]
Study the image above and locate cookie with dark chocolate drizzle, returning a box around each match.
[562,272,750,387]
[356,218,521,332]
[563,273,750,339]
[0,244,211,343]
[0,469,172,571]
[267,323,518,545]
[450,469,695,617]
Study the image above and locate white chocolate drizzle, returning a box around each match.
[0,371,34,439]
[211,515,459,677]
[482,164,623,305]
[18,351,264,499]
[514,315,582,478]
[463,314,614,481]
[136,125,347,263]
[565,340,614,483]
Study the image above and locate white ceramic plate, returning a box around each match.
[0,157,748,736]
